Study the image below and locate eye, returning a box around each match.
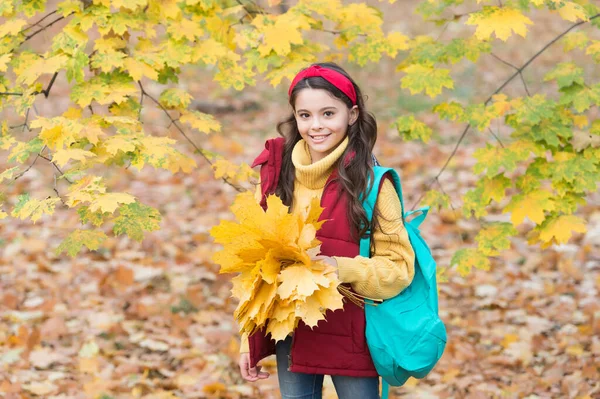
[324,111,334,117]
[298,112,309,118]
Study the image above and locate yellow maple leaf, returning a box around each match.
[17,55,69,86]
[179,110,221,134]
[210,191,343,341]
[539,215,586,244]
[88,192,136,214]
[504,189,555,225]
[0,19,27,37]
[552,1,588,22]
[266,312,297,342]
[123,57,158,81]
[52,148,96,167]
[253,14,305,56]
[0,53,12,72]
[167,17,204,41]
[277,265,321,300]
[466,7,533,42]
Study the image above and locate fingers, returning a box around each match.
[256,365,270,379]
[239,354,269,382]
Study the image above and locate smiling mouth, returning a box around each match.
[309,133,331,141]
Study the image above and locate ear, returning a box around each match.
[348,105,359,126]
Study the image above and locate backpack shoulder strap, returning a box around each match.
[360,166,431,258]
[360,166,404,257]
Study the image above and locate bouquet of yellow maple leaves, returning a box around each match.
[210,191,344,342]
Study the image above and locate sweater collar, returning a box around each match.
[292,136,349,189]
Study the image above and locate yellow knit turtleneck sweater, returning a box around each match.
[240,136,415,353]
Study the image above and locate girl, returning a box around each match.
[238,62,415,399]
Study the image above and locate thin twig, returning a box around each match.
[40,72,58,98]
[39,154,73,184]
[21,10,58,33]
[490,53,531,96]
[409,14,600,210]
[0,92,23,96]
[137,81,245,192]
[487,127,505,148]
[13,145,47,180]
[23,108,31,132]
[53,174,67,205]
[23,16,66,42]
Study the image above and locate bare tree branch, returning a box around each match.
[39,154,73,184]
[490,53,531,96]
[23,16,66,42]
[21,10,58,33]
[137,81,246,192]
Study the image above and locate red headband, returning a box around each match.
[288,65,357,105]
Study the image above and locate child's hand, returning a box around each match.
[239,353,270,382]
[311,255,338,276]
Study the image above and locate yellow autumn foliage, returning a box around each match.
[210,192,344,342]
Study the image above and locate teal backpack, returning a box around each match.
[360,166,447,399]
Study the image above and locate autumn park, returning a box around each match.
[0,0,599,398]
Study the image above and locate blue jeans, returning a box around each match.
[275,336,380,399]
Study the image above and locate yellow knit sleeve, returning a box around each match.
[240,332,249,353]
[334,178,415,300]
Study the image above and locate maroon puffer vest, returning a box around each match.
[247,137,378,377]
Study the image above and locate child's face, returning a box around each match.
[293,88,358,163]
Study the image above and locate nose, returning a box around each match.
[311,117,323,131]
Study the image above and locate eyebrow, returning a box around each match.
[296,106,338,113]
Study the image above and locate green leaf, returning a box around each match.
[109,97,141,118]
[90,50,126,72]
[159,88,192,110]
[394,115,433,143]
[0,166,20,183]
[516,159,545,192]
[563,31,589,52]
[421,189,451,210]
[77,206,108,227]
[481,175,512,204]
[543,62,584,89]
[55,229,107,257]
[8,137,43,163]
[19,0,46,17]
[559,83,600,113]
[450,248,491,277]
[513,94,555,125]
[65,50,89,84]
[529,119,573,147]
[113,202,161,241]
[11,193,60,223]
[433,101,464,122]
[548,152,597,195]
[475,222,517,256]
[400,64,454,98]
[71,71,137,107]
[473,140,539,177]
[462,186,488,219]
[57,0,82,16]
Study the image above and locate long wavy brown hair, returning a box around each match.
[275,62,387,250]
